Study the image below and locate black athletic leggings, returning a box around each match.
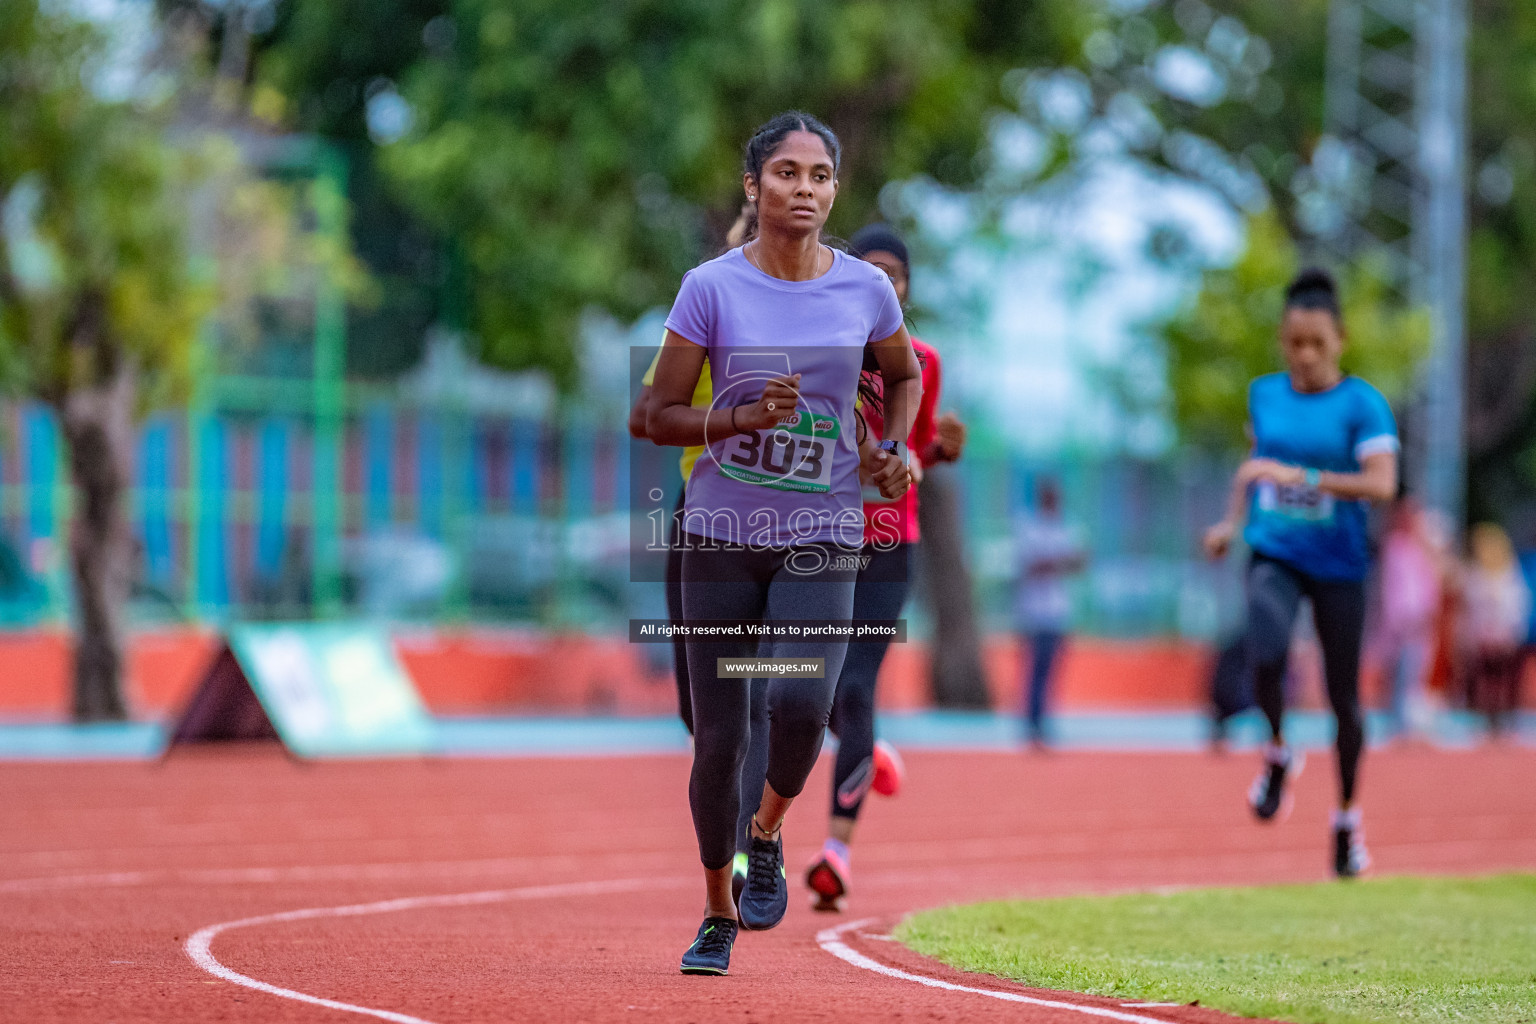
[665,491,692,734]
[828,543,911,821]
[669,494,768,847]
[737,543,912,832]
[1245,553,1367,805]
[683,541,857,871]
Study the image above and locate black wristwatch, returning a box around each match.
[877,439,903,457]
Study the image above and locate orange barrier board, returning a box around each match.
[0,627,1524,719]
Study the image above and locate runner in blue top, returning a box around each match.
[648,111,921,975]
[1203,267,1398,879]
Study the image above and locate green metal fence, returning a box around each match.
[0,391,1238,640]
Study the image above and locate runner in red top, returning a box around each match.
[861,332,943,547]
[803,223,967,911]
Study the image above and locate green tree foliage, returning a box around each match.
[974,1,1329,230]
[1460,0,1536,519]
[1040,0,1536,517]
[0,0,210,719]
[241,0,1536,519]
[0,4,210,408]
[986,3,1428,455]
[236,0,450,376]
[1,0,356,718]
[1160,210,1429,451]
[250,0,1095,382]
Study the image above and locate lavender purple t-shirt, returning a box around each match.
[664,246,904,548]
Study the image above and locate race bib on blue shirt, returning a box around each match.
[1255,480,1336,524]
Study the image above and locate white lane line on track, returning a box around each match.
[2,854,669,894]
[185,877,687,1024]
[0,869,156,893]
[13,826,1536,895]
[816,919,1175,1024]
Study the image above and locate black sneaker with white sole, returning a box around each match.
[679,916,738,975]
[736,826,788,930]
[1248,748,1302,821]
[1334,823,1371,879]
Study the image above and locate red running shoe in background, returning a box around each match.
[805,843,850,913]
[871,739,905,797]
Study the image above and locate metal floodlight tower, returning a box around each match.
[1414,0,1468,528]
[1323,0,1468,525]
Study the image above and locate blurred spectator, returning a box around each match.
[1013,478,1087,749]
[1458,523,1530,736]
[1377,497,1446,739]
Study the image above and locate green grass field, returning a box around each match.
[897,874,1536,1024]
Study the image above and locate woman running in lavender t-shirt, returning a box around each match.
[648,112,921,975]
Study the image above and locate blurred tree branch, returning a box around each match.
[236,0,1097,383]
[0,0,360,719]
[1152,210,1429,452]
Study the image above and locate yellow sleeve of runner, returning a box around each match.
[641,346,663,388]
[646,334,710,481]
[680,359,711,481]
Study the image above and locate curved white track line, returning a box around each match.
[186,877,684,1024]
[816,918,1176,1024]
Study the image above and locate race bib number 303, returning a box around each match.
[719,411,841,493]
[1255,480,1336,524]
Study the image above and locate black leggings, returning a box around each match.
[1245,554,1366,805]
[665,491,692,734]
[737,544,912,832]
[669,495,767,848]
[828,543,911,821]
[683,541,857,871]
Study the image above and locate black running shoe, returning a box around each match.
[730,851,747,906]
[736,826,788,930]
[1248,748,1302,822]
[1334,825,1371,879]
[679,916,738,975]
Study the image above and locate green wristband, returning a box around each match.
[1304,468,1321,489]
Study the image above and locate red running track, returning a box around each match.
[3,744,1534,1023]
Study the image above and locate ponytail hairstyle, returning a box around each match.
[732,114,842,252]
[723,200,758,250]
[742,112,842,244]
[1284,267,1341,322]
[743,110,842,186]
[856,355,885,444]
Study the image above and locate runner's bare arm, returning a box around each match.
[628,386,652,439]
[868,325,922,446]
[1322,450,1397,501]
[929,412,967,462]
[1242,451,1397,503]
[860,431,910,499]
[646,330,797,447]
[1204,445,1257,560]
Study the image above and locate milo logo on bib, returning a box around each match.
[720,411,842,493]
